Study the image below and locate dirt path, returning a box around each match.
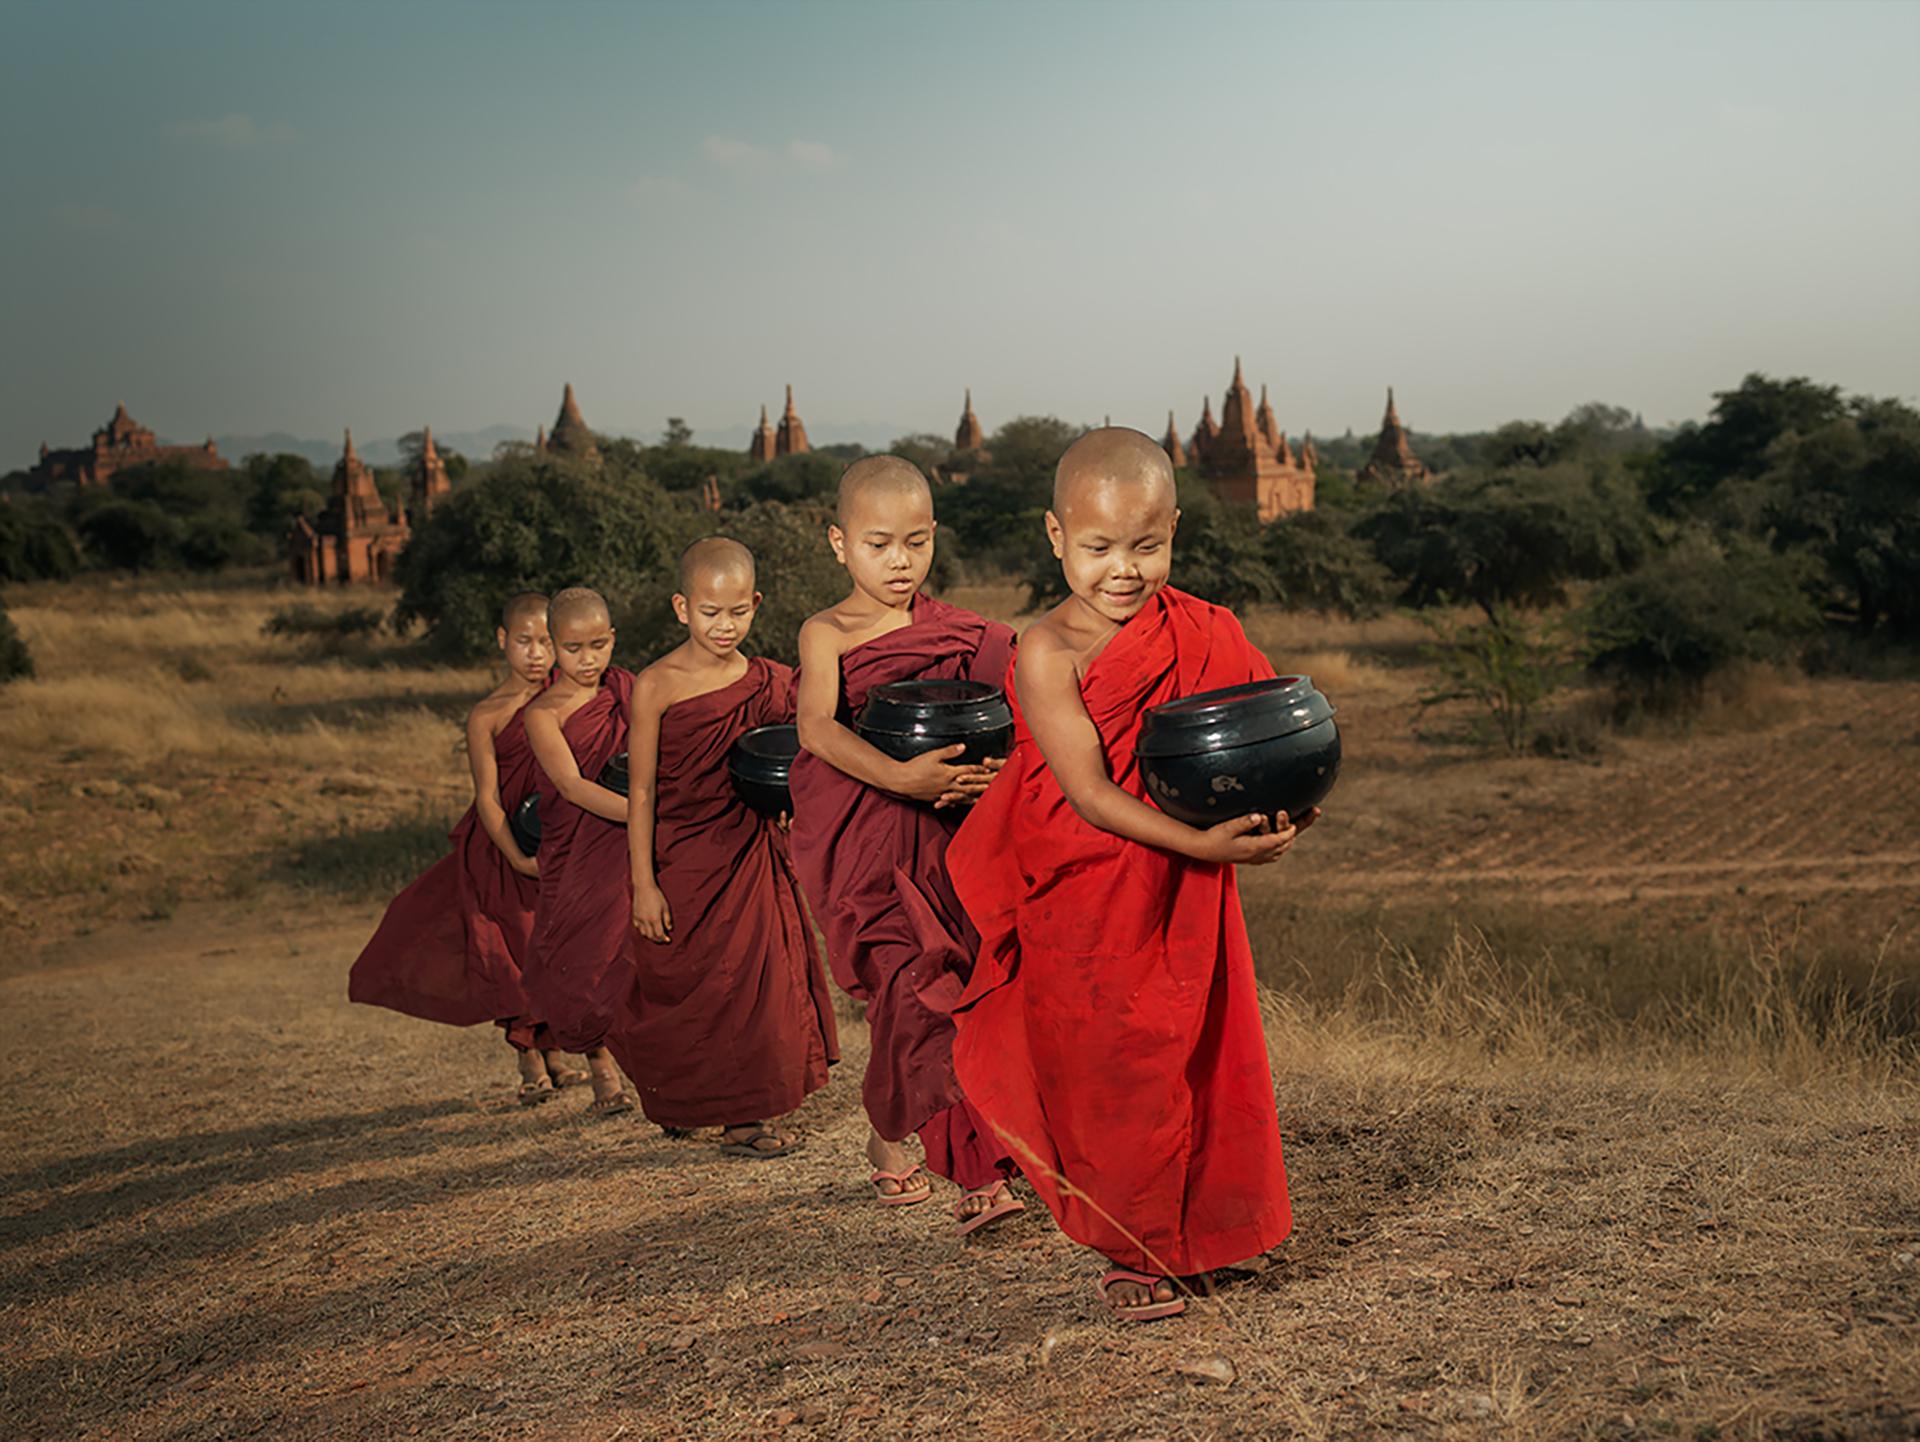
[3,903,1915,1440]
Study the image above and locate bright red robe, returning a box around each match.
[788,594,1016,1190]
[348,703,551,1051]
[949,587,1292,1274]
[523,667,636,1056]
[607,657,840,1127]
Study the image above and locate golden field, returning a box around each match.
[0,575,1914,1440]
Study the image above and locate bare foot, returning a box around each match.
[585,1048,635,1114]
[720,1122,802,1158]
[866,1130,932,1204]
[515,1049,555,1106]
[543,1051,590,1088]
[953,1178,1025,1237]
[1099,1268,1187,1322]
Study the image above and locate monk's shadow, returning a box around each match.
[3,1126,694,1307]
[0,1100,578,1259]
[0,1101,466,1203]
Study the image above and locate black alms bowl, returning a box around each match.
[1135,675,1340,829]
[510,793,542,857]
[729,724,800,819]
[857,679,1014,766]
[508,752,630,857]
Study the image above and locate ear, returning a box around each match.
[671,593,689,625]
[826,522,847,566]
[1044,509,1065,561]
[749,590,764,612]
[1169,507,1182,539]
[495,626,508,650]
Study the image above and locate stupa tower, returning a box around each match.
[546,383,600,465]
[954,388,985,451]
[774,384,811,456]
[748,404,777,462]
[1161,410,1186,468]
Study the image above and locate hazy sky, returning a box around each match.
[4,0,1917,462]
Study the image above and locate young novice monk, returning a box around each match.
[788,456,1024,1234]
[349,592,588,1103]
[622,537,839,1154]
[949,427,1317,1321]
[522,585,639,1115]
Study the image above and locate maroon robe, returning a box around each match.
[349,703,551,1050]
[788,593,1016,1189]
[951,588,1292,1274]
[523,667,636,1055]
[607,657,839,1127]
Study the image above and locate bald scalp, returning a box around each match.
[836,455,933,527]
[1052,426,1178,518]
[548,585,611,634]
[678,536,755,593]
[500,591,549,629]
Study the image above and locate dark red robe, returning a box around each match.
[348,703,551,1051]
[949,587,1292,1274]
[607,657,839,1127]
[788,593,1016,1190]
[523,667,636,1056]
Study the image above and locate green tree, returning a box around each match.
[0,501,80,582]
[1583,531,1820,711]
[660,417,694,448]
[394,451,684,658]
[1649,373,1847,516]
[244,452,328,537]
[1417,605,1576,753]
[1764,397,1920,637]
[1262,509,1392,618]
[75,498,181,572]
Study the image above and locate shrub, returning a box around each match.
[0,603,32,684]
[1262,509,1393,618]
[1416,605,1578,753]
[263,603,385,655]
[1583,532,1820,713]
[0,502,80,582]
[75,498,181,572]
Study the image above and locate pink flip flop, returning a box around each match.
[953,1179,1026,1238]
[1099,1269,1188,1323]
[869,1165,932,1207]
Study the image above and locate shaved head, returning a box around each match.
[677,535,756,593]
[548,585,611,634]
[1052,426,1177,518]
[836,455,933,526]
[500,591,549,630]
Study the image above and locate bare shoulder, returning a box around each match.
[1020,605,1075,656]
[797,610,854,660]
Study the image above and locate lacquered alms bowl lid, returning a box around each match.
[860,679,1011,736]
[1135,675,1335,758]
[731,723,800,771]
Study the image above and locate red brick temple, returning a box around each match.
[32,403,229,488]
[288,429,409,585]
[954,388,985,451]
[748,405,777,462]
[1355,388,1432,488]
[1161,411,1186,469]
[1191,358,1316,521]
[774,385,810,457]
[538,383,600,465]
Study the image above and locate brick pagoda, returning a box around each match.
[954,388,985,451]
[1355,388,1432,488]
[543,383,600,465]
[32,403,229,488]
[288,429,409,585]
[774,385,810,457]
[1193,357,1315,521]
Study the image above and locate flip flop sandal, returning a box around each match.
[718,1126,803,1160]
[953,1180,1026,1238]
[517,1076,557,1107]
[587,1091,637,1117]
[547,1065,591,1088]
[869,1165,932,1207]
[659,1125,697,1140]
[1099,1269,1188,1323]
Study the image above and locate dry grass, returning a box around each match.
[3,576,1916,1439]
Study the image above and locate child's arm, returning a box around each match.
[1016,631,1297,866]
[524,702,629,824]
[626,673,671,944]
[794,616,983,806]
[466,701,538,877]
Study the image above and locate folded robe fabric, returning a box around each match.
[788,593,1016,1189]
[523,667,637,1055]
[949,586,1292,1275]
[348,702,550,1050]
[607,657,839,1127]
